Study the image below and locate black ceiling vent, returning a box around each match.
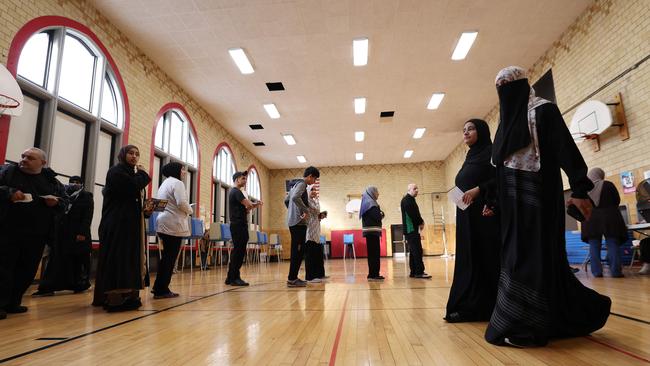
[249,124,264,130]
[380,111,395,118]
[253,142,266,146]
[266,82,285,91]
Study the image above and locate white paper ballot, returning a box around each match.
[449,186,470,210]
[15,193,33,203]
[40,195,59,200]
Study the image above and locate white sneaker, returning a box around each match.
[639,263,650,275]
[307,278,323,283]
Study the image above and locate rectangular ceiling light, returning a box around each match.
[413,128,426,139]
[263,103,280,119]
[228,48,254,74]
[355,152,364,161]
[355,131,365,142]
[296,155,307,163]
[282,134,296,145]
[427,93,445,110]
[353,38,368,66]
[403,150,413,158]
[354,97,366,114]
[451,31,478,61]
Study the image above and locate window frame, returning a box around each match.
[212,144,237,224]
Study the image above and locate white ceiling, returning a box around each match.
[91,0,591,169]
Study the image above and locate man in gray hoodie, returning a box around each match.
[286,166,320,287]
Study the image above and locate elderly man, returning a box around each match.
[0,148,66,319]
[400,183,431,279]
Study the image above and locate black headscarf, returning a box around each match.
[491,78,532,165]
[117,144,139,166]
[162,162,183,180]
[464,119,492,165]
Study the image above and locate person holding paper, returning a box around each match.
[0,147,66,319]
[93,145,150,312]
[360,186,385,281]
[485,66,610,347]
[153,162,193,298]
[400,184,430,278]
[445,119,500,323]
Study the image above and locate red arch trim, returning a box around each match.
[149,102,201,213]
[247,164,263,227]
[1,15,131,163]
[208,142,238,223]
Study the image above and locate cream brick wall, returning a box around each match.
[0,0,270,228]
[443,0,650,226]
[266,161,451,256]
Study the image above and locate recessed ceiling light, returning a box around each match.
[427,93,445,110]
[263,103,280,119]
[413,128,426,139]
[404,150,413,158]
[353,38,368,66]
[228,48,254,74]
[297,155,307,163]
[451,31,478,61]
[354,97,366,114]
[282,134,296,145]
[355,152,364,161]
[355,131,365,142]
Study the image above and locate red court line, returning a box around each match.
[329,290,350,366]
[585,336,650,363]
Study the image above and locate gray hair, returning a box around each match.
[27,147,47,161]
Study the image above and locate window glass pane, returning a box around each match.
[50,111,86,178]
[59,34,96,110]
[17,32,50,87]
[100,77,117,125]
[91,184,103,240]
[169,112,183,157]
[6,96,40,163]
[94,131,112,185]
[152,156,162,198]
[154,117,164,149]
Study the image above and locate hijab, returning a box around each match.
[162,162,184,180]
[587,167,606,207]
[117,145,139,166]
[464,119,492,165]
[491,66,550,171]
[359,186,379,219]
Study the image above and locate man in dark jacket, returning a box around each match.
[0,148,67,319]
[34,175,94,295]
[400,183,431,279]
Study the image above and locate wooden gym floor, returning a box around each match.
[0,257,648,365]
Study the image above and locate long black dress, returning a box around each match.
[446,119,500,322]
[92,163,150,308]
[485,100,611,346]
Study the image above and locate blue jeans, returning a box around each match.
[588,237,622,276]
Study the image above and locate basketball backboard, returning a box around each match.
[569,100,613,143]
[0,63,23,116]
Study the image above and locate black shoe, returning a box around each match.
[444,312,465,323]
[32,290,55,297]
[225,278,232,285]
[0,309,6,320]
[6,305,28,314]
[413,273,432,279]
[229,279,249,286]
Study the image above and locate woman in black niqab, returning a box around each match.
[445,119,500,323]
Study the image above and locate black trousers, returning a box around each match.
[288,225,307,280]
[153,233,183,295]
[0,233,47,309]
[305,240,325,280]
[366,235,381,278]
[73,241,92,290]
[641,238,650,262]
[227,224,249,281]
[406,232,425,275]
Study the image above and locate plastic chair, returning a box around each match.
[269,234,282,262]
[247,230,259,264]
[220,223,233,264]
[320,235,328,260]
[343,233,356,259]
[181,218,204,271]
[207,223,226,267]
[630,239,641,269]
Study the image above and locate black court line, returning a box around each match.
[611,312,650,325]
[0,283,271,364]
[165,306,447,312]
[35,338,68,341]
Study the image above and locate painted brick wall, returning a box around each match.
[0,0,271,228]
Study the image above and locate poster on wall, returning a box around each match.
[620,171,636,194]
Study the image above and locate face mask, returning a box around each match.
[66,184,81,194]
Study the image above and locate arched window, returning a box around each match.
[212,145,236,223]
[151,105,199,206]
[246,167,261,227]
[5,18,129,242]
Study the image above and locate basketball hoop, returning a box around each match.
[0,93,20,116]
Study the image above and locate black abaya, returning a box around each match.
[485,102,611,346]
[93,163,150,308]
[446,119,501,321]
